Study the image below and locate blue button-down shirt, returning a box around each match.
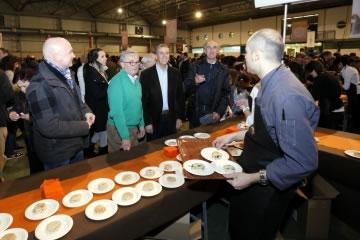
[256,65,320,190]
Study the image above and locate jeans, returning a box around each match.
[43,150,84,170]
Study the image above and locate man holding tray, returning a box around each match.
[213,29,319,240]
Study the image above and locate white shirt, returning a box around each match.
[76,64,85,103]
[246,83,260,126]
[127,74,138,84]
[341,65,360,93]
[156,63,169,111]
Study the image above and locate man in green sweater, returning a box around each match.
[107,51,145,151]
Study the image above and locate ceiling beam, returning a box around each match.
[87,0,142,17]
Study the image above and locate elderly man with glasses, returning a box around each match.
[107,51,145,152]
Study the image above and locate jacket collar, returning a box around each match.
[39,61,74,89]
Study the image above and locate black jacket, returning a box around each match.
[184,58,231,124]
[0,70,14,127]
[26,61,91,164]
[83,64,109,132]
[140,64,185,128]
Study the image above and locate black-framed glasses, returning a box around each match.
[122,61,140,66]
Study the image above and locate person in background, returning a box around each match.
[213,29,319,240]
[179,52,191,82]
[107,51,145,152]
[106,54,119,80]
[8,66,43,174]
[27,37,95,170]
[140,44,185,140]
[83,48,109,156]
[184,40,231,128]
[140,53,156,70]
[0,69,14,181]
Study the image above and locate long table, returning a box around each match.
[0,119,238,240]
[1,121,359,239]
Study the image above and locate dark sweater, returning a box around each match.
[0,70,14,127]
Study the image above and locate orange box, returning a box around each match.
[163,147,179,158]
[41,179,64,199]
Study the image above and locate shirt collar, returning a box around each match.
[156,63,168,72]
[44,58,72,80]
[127,73,138,83]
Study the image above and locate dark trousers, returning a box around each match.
[229,184,294,240]
[147,113,176,141]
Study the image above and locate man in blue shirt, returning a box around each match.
[213,29,319,239]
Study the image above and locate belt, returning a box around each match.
[161,110,169,115]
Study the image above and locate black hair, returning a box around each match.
[87,48,104,63]
[305,60,324,74]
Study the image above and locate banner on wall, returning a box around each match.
[351,0,360,37]
[165,19,177,44]
[0,33,2,48]
[306,31,315,48]
[291,20,308,41]
[121,31,128,49]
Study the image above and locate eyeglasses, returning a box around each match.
[123,61,140,66]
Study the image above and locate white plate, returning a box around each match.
[183,160,215,176]
[62,189,93,208]
[112,187,141,206]
[114,171,140,185]
[0,228,28,240]
[85,199,118,221]
[176,154,183,162]
[201,147,230,162]
[139,166,164,179]
[0,213,13,233]
[159,160,183,172]
[179,135,196,139]
[211,160,243,175]
[164,139,178,147]
[159,174,185,189]
[227,147,243,157]
[35,214,73,240]
[344,149,360,159]
[135,181,162,197]
[193,132,211,139]
[25,199,59,221]
[88,178,115,194]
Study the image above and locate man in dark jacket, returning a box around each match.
[0,69,14,181]
[184,41,231,128]
[27,37,95,170]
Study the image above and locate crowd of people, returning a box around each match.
[1,27,359,239]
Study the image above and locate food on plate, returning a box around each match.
[142,182,154,192]
[354,151,360,157]
[166,176,177,183]
[223,164,236,173]
[190,163,205,171]
[46,220,62,233]
[121,192,134,201]
[163,164,172,171]
[211,151,222,160]
[69,193,82,203]
[97,182,108,191]
[121,174,132,182]
[145,169,155,177]
[32,202,46,214]
[94,204,106,215]
[1,233,16,240]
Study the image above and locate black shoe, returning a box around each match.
[98,146,108,155]
[84,143,96,158]
[6,152,24,160]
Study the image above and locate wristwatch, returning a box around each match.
[259,169,268,186]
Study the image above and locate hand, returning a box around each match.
[138,126,145,138]
[122,139,131,151]
[19,113,30,120]
[212,132,237,148]
[145,124,153,134]
[212,112,220,121]
[195,74,206,84]
[85,113,95,128]
[224,172,260,190]
[235,98,249,109]
[176,119,182,130]
[9,112,20,121]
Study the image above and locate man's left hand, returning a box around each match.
[138,126,146,138]
[176,119,182,130]
[85,113,95,127]
[212,112,220,121]
[224,172,260,190]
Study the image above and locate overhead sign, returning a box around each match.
[307,31,315,48]
[351,0,360,38]
[254,0,318,8]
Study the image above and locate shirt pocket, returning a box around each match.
[279,119,296,146]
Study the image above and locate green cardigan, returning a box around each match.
[107,70,144,140]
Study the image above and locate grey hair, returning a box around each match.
[247,29,284,62]
[156,43,169,53]
[141,53,156,64]
[119,50,138,62]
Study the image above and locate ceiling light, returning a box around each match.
[117,8,123,14]
[195,11,202,19]
[162,19,167,25]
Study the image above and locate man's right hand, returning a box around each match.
[145,124,153,134]
[9,111,20,121]
[122,140,131,151]
[195,74,206,84]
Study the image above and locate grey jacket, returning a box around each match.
[27,61,90,164]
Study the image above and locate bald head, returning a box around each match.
[203,40,219,62]
[43,37,75,69]
[247,29,284,63]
